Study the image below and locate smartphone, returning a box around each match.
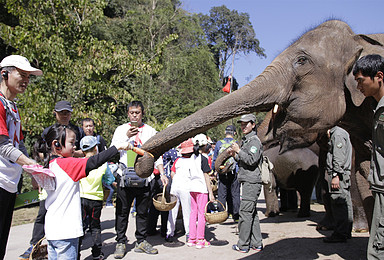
[131,121,138,127]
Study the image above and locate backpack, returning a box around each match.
[218,139,236,173]
[258,155,274,185]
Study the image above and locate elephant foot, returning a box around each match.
[352,228,369,233]
[265,211,279,217]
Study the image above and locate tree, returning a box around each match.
[0,0,168,146]
[93,0,221,126]
[199,5,266,82]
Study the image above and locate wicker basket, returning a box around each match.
[204,200,228,224]
[153,184,177,211]
[30,236,47,260]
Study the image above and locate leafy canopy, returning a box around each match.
[199,5,266,80]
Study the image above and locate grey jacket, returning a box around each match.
[370,96,384,193]
[326,126,352,192]
[235,131,263,184]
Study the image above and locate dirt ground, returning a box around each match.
[8,192,370,260]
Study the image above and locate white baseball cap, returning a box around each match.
[192,133,208,146]
[0,55,43,76]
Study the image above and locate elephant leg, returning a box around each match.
[263,173,279,217]
[353,162,372,232]
[295,165,319,218]
[350,138,373,232]
[279,188,297,212]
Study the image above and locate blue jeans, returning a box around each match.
[48,238,79,260]
[103,183,115,204]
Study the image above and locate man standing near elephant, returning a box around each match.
[212,125,240,222]
[353,54,384,259]
[322,126,353,243]
[228,114,263,253]
[111,100,167,258]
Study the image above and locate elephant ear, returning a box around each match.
[344,34,384,106]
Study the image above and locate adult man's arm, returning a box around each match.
[0,135,35,166]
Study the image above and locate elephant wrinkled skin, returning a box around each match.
[136,20,384,228]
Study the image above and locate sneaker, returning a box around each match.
[187,239,196,247]
[113,243,126,259]
[251,245,263,252]
[93,252,105,260]
[196,239,210,249]
[134,240,158,254]
[105,203,114,208]
[19,244,33,260]
[232,244,249,253]
[165,235,174,243]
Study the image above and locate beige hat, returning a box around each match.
[0,55,43,76]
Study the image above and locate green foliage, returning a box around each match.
[198,5,266,80]
[93,0,221,126]
[0,0,172,148]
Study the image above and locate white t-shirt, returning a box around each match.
[111,122,162,180]
[170,157,192,193]
[0,97,23,193]
[189,154,210,194]
[45,157,87,240]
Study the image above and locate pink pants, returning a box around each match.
[189,192,208,240]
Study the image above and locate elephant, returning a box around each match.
[214,110,319,218]
[263,145,319,218]
[257,110,319,218]
[135,20,384,230]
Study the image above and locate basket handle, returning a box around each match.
[205,199,226,213]
[161,183,167,204]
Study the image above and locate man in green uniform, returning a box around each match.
[353,54,384,259]
[228,114,263,253]
[323,126,353,243]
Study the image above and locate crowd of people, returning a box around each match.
[0,53,384,260]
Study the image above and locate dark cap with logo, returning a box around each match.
[225,125,236,133]
[54,100,73,112]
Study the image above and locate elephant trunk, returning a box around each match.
[135,64,291,178]
[148,77,288,155]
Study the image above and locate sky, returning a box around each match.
[180,0,383,87]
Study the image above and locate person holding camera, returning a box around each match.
[110,100,167,258]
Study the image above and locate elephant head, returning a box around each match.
[135,20,384,178]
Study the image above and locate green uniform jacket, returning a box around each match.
[235,131,263,184]
[326,126,352,193]
[370,96,384,193]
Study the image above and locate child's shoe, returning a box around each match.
[195,239,210,249]
[187,239,196,247]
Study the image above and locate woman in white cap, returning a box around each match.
[0,54,43,259]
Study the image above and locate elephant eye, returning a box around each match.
[296,56,308,65]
